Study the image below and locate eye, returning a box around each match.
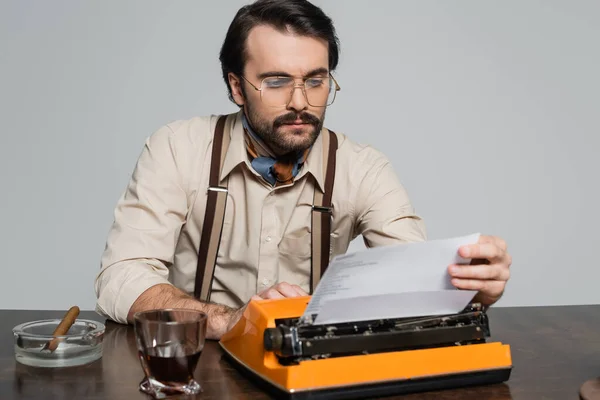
[305,78,325,89]
[264,78,292,88]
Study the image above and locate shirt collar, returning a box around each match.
[219,110,326,192]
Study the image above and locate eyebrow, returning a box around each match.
[257,67,329,80]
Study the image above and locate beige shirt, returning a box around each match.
[95,111,427,323]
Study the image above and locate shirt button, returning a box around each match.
[262,278,270,286]
[265,236,272,242]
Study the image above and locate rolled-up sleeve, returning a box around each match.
[353,149,427,247]
[95,125,189,323]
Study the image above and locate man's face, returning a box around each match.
[231,25,329,156]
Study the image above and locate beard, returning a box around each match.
[244,101,325,156]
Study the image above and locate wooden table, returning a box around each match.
[1,306,599,399]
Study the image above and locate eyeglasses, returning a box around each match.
[241,73,340,108]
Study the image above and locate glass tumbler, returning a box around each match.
[134,309,207,399]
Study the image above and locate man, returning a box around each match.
[95,0,512,340]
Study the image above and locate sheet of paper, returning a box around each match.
[312,291,478,325]
[302,233,481,325]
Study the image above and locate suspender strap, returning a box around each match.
[310,130,338,293]
[194,118,337,298]
[194,115,230,301]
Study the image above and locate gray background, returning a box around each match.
[1,0,598,311]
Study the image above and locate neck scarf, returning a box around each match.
[242,113,310,187]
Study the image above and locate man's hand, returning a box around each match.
[252,282,308,300]
[128,284,243,341]
[448,235,512,306]
[224,282,307,333]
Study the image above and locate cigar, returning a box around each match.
[42,306,80,352]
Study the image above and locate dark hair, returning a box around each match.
[219,0,340,103]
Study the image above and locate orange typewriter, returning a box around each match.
[220,296,512,399]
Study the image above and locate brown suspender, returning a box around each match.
[194,115,337,300]
[310,129,338,293]
[194,115,230,300]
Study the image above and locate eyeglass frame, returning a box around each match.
[240,73,341,108]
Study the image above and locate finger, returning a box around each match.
[451,278,485,291]
[479,235,507,251]
[251,295,262,301]
[459,243,505,261]
[259,288,285,300]
[448,264,510,281]
[451,278,505,298]
[274,282,302,297]
[495,237,507,251]
[291,284,308,296]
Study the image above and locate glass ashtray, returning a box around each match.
[13,319,105,368]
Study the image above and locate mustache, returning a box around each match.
[273,112,321,127]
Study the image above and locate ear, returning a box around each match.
[228,73,245,106]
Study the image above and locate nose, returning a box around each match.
[286,85,308,112]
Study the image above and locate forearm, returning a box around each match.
[127,283,239,340]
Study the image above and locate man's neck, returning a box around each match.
[241,111,279,158]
